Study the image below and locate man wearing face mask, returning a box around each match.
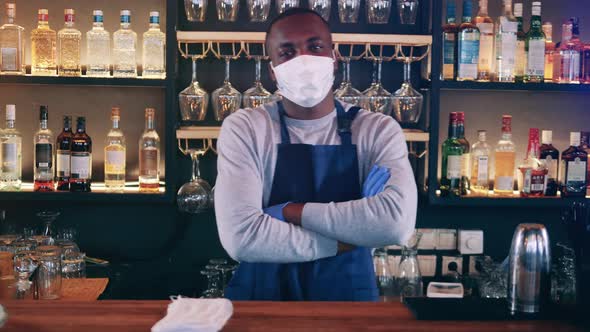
[214,8,417,301]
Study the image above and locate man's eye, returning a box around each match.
[279,49,294,58]
[311,44,323,52]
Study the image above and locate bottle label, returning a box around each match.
[543,156,558,180]
[499,32,517,71]
[106,150,125,173]
[71,152,91,180]
[35,143,52,169]
[530,172,546,193]
[478,33,494,73]
[515,40,526,76]
[459,36,479,79]
[120,15,131,23]
[65,14,75,23]
[93,15,104,23]
[477,155,489,183]
[447,155,461,179]
[1,142,17,173]
[521,168,532,193]
[150,16,160,24]
[443,34,455,79]
[567,159,587,182]
[140,149,158,176]
[496,176,514,191]
[0,48,17,71]
[461,152,471,178]
[56,150,71,177]
[527,39,545,76]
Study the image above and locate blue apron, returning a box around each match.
[225,100,378,301]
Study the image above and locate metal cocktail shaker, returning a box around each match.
[508,223,551,314]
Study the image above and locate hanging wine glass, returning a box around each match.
[179,57,209,122]
[212,56,242,122]
[36,211,60,243]
[362,58,393,115]
[247,0,271,22]
[277,0,300,14]
[397,0,419,25]
[367,0,392,24]
[334,57,364,106]
[309,0,331,21]
[338,0,361,23]
[392,59,423,124]
[185,0,207,22]
[216,0,240,22]
[177,149,212,214]
[243,56,272,109]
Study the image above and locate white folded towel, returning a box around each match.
[152,296,234,332]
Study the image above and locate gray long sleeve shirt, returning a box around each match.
[214,101,417,264]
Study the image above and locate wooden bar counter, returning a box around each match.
[0,300,585,331]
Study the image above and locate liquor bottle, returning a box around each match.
[560,132,587,197]
[553,20,580,84]
[113,10,137,78]
[493,115,516,196]
[493,0,518,82]
[86,10,110,77]
[33,106,54,192]
[473,0,494,81]
[583,44,590,84]
[57,9,81,77]
[142,11,166,79]
[31,9,57,76]
[569,17,583,84]
[524,2,545,83]
[105,107,126,191]
[514,3,526,83]
[457,0,480,81]
[440,112,463,197]
[0,105,21,190]
[542,22,555,82]
[539,130,559,196]
[517,128,547,197]
[442,1,458,81]
[70,117,92,192]
[139,108,160,192]
[0,3,25,75]
[457,112,470,194]
[581,132,590,196]
[470,130,490,196]
[56,115,72,191]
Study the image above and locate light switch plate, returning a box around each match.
[442,256,463,275]
[417,229,436,250]
[418,255,437,277]
[436,229,457,250]
[458,230,484,254]
[388,255,401,277]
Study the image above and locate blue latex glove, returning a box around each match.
[264,202,291,222]
[362,165,391,197]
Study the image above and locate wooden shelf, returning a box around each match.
[0,75,167,88]
[439,81,590,92]
[177,126,430,142]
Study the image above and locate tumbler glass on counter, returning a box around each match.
[36,245,62,300]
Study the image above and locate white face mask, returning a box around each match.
[271,54,335,108]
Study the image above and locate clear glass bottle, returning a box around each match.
[442,1,458,80]
[70,117,92,192]
[553,20,580,84]
[0,104,21,190]
[493,115,516,196]
[457,0,480,81]
[472,0,494,82]
[582,43,590,84]
[540,130,559,196]
[113,10,137,78]
[456,112,470,195]
[0,3,25,75]
[398,232,423,301]
[105,107,126,192]
[543,22,555,82]
[514,3,526,83]
[568,17,583,84]
[524,2,545,83]
[517,128,547,197]
[560,132,587,197]
[57,9,81,77]
[86,10,110,77]
[139,108,160,192]
[142,11,165,79]
[470,130,490,196]
[31,9,57,76]
[56,116,72,191]
[440,112,463,197]
[493,0,518,82]
[33,105,54,192]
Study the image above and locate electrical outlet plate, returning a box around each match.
[418,255,437,277]
[469,255,483,276]
[458,230,484,254]
[436,229,457,250]
[417,228,436,250]
[442,256,463,275]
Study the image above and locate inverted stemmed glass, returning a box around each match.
[36,211,60,241]
[179,57,209,122]
[338,0,361,23]
[309,0,331,21]
[185,0,207,22]
[212,56,242,122]
[334,57,364,106]
[392,58,423,124]
[362,58,393,115]
[216,0,240,22]
[247,0,271,22]
[367,0,392,24]
[177,149,212,214]
[277,0,300,14]
[243,56,273,109]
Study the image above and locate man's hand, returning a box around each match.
[362,165,391,198]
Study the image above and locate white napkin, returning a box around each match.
[152,296,234,332]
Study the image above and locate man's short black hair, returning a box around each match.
[265,8,330,49]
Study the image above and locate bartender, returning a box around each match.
[214,8,417,301]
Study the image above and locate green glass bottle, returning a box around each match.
[440,112,464,197]
[456,112,471,195]
[524,1,546,82]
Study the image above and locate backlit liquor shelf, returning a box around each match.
[439,81,590,92]
[0,75,167,88]
[432,190,589,208]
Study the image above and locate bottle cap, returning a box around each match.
[145,108,155,118]
[462,0,473,16]
[447,1,456,16]
[478,0,488,10]
[93,10,103,16]
[64,8,75,22]
[77,116,86,129]
[6,3,15,16]
[5,105,15,121]
[38,9,49,21]
[531,2,541,16]
[581,132,590,146]
[532,1,541,6]
[501,115,512,133]
[6,3,15,10]
[64,115,72,128]
[513,3,523,16]
[40,105,48,120]
[150,11,160,17]
[478,130,487,141]
[457,112,465,122]
[111,107,121,119]
[570,132,581,147]
[149,11,160,24]
[542,22,552,38]
[449,112,458,123]
[121,10,131,16]
[541,130,552,145]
